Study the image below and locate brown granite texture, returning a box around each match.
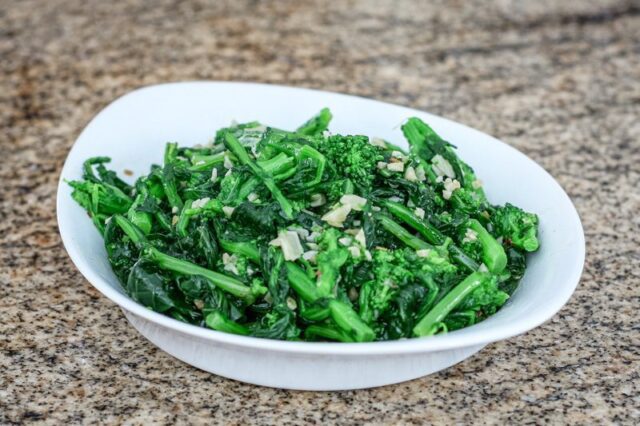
[1,0,639,424]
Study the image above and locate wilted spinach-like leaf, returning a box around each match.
[126,261,175,312]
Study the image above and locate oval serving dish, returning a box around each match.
[57,82,584,390]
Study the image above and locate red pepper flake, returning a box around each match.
[123,169,134,176]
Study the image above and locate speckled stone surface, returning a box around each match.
[1,0,639,423]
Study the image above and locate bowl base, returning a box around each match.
[124,310,486,390]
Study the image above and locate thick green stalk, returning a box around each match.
[219,240,261,263]
[189,152,226,171]
[328,299,375,342]
[467,219,507,274]
[305,324,355,343]
[176,200,193,238]
[377,215,431,250]
[224,133,294,218]
[384,201,479,271]
[237,153,296,201]
[285,262,320,302]
[205,312,249,336]
[413,271,488,337]
[383,201,444,244]
[144,246,254,302]
[113,214,146,246]
[299,301,331,321]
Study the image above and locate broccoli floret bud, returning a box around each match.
[491,203,540,252]
[317,135,383,192]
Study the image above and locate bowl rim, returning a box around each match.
[56,81,585,356]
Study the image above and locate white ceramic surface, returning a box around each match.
[57,82,585,390]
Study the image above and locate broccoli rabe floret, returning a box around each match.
[317,135,383,192]
[316,228,350,297]
[359,248,457,326]
[491,203,540,252]
[296,108,332,136]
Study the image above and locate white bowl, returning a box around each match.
[57,82,585,390]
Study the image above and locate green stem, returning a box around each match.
[224,133,294,218]
[189,152,226,171]
[237,153,296,201]
[328,299,375,342]
[305,324,355,343]
[449,246,480,272]
[219,240,261,263]
[113,214,146,246]
[413,271,488,337]
[205,311,249,335]
[144,246,254,302]
[164,142,179,165]
[176,200,193,238]
[383,200,478,271]
[468,219,507,274]
[383,200,444,244]
[377,215,431,250]
[285,262,320,302]
[299,301,331,321]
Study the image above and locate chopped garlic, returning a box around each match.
[354,228,366,247]
[391,150,405,159]
[321,204,352,228]
[472,179,483,189]
[211,168,218,183]
[338,237,352,246]
[372,206,381,212]
[172,206,179,214]
[463,228,478,243]
[340,194,367,211]
[289,226,309,241]
[479,263,489,272]
[286,297,298,310]
[309,193,326,207]
[171,215,179,225]
[387,162,404,172]
[247,192,259,202]
[442,178,461,200]
[222,253,239,275]
[415,165,427,182]
[348,287,359,301]
[302,250,318,263]
[370,137,387,148]
[307,231,321,242]
[364,250,372,261]
[192,197,210,209]
[348,246,361,258]
[414,207,425,219]
[416,249,431,258]
[224,169,232,177]
[404,165,418,182]
[306,242,319,250]
[222,206,235,217]
[435,175,443,183]
[377,161,388,169]
[270,230,304,261]
[432,154,455,178]
[223,153,233,169]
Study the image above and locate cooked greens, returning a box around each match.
[68,109,539,342]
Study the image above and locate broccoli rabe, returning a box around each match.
[491,203,540,252]
[316,134,383,193]
[68,111,539,342]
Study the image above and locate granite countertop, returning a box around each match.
[1,0,639,423]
